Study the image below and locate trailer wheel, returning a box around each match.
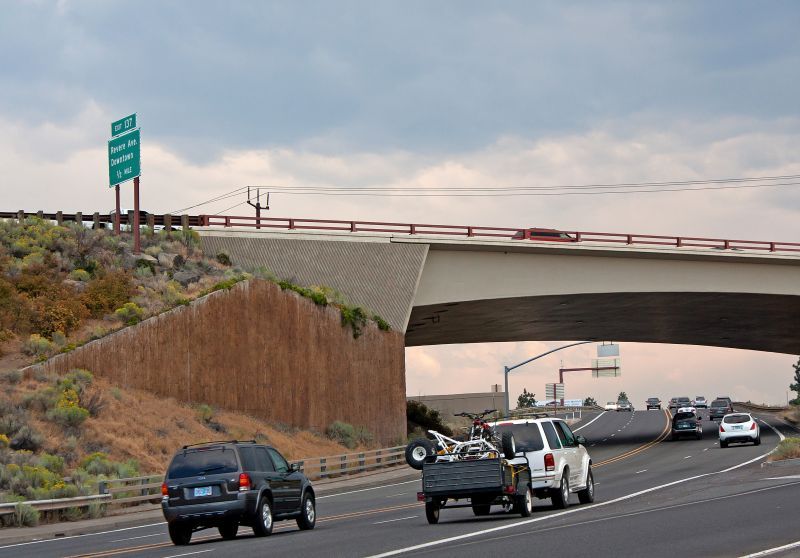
[515,488,533,517]
[425,500,440,524]
[472,500,492,516]
[405,439,436,470]
[501,431,516,459]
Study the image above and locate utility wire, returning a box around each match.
[241,181,800,198]
[169,186,248,213]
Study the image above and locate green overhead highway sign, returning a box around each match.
[111,113,136,137]
[108,128,140,187]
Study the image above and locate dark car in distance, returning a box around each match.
[671,411,703,441]
[709,399,734,421]
[161,440,316,545]
[646,397,662,410]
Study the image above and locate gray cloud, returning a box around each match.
[1,1,799,160]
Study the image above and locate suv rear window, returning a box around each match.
[711,400,727,407]
[495,423,545,452]
[167,448,239,478]
[541,421,562,450]
[674,412,695,421]
[723,415,750,424]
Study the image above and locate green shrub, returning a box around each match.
[87,500,106,519]
[22,334,55,357]
[62,507,83,522]
[68,269,91,282]
[340,306,368,338]
[81,271,133,317]
[47,405,90,428]
[38,453,65,475]
[0,434,9,448]
[355,426,374,446]
[114,302,144,325]
[22,386,59,412]
[196,404,214,424]
[216,252,232,266]
[325,421,358,449]
[373,315,390,331]
[0,406,26,437]
[13,503,39,527]
[406,400,453,437]
[109,387,122,401]
[770,437,800,461]
[1,369,22,384]
[9,425,43,452]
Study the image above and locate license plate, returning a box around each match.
[732,425,742,431]
[194,486,212,497]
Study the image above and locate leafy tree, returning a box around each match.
[790,357,800,405]
[617,391,628,401]
[517,388,537,409]
[583,397,597,407]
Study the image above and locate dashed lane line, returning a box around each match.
[739,539,800,557]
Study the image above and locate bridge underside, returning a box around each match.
[406,292,800,354]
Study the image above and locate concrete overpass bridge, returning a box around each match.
[198,216,800,355]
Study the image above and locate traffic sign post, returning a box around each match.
[107,114,142,253]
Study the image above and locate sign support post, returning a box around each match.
[114,185,121,235]
[133,176,141,254]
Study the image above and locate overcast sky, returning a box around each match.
[1,1,798,406]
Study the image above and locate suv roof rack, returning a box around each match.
[500,412,551,420]
[181,439,257,450]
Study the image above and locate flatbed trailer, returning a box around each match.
[417,457,532,524]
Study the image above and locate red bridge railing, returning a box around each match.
[3,211,798,254]
[198,214,800,254]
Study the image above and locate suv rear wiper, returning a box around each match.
[198,465,228,475]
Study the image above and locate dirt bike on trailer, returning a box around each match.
[405,410,533,524]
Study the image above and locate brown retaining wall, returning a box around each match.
[32,280,406,444]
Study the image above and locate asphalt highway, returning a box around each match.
[2,410,798,558]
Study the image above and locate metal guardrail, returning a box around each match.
[196,214,800,254]
[733,402,790,412]
[0,210,200,229]
[3,210,800,254]
[0,446,409,519]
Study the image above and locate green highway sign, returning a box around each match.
[111,113,137,138]
[108,128,140,187]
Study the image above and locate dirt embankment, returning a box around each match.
[32,279,407,445]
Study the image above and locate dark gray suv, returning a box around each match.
[161,440,316,545]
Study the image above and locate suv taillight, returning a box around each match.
[544,453,555,472]
[750,422,757,430]
[161,482,168,497]
[239,473,251,492]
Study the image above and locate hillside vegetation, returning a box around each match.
[0,218,384,521]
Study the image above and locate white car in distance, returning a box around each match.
[719,413,760,448]
[604,401,617,411]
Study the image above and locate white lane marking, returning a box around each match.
[602,438,608,442]
[373,516,418,525]
[703,448,709,452]
[111,533,164,542]
[684,456,692,459]
[739,539,800,557]
[610,434,615,437]
[573,411,606,432]
[617,429,622,432]
[0,522,165,550]
[764,475,800,481]
[366,430,790,558]
[590,444,596,447]
[317,479,419,499]
[635,470,647,474]
[163,550,214,558]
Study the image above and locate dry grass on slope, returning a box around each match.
[76,377,371,474]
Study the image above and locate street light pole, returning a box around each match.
[503,341,594,415]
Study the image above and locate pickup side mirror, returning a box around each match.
[575,435,587,446]
[289,462,301,473]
